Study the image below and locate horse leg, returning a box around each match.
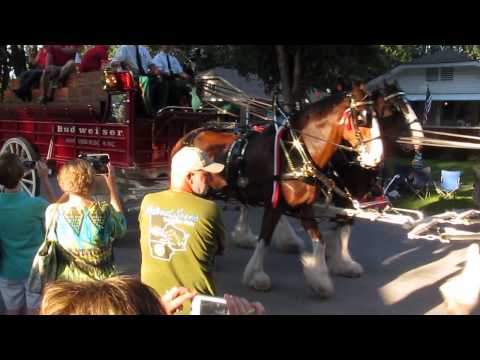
[272,216,305,254]
[231,205,257,249]
[326,221,364,278]
[242,207,281,291]
[299,206,334,298]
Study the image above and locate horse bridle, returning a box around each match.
[271,91,379,207]
[379,90,408,118]
[343,93,381,157]
[379,89,424,133]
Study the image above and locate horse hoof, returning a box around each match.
[247,271,271,292]
[329,259,364,278]
[302,254,335,298]
[306,277,335,298]
[308,284,335,299]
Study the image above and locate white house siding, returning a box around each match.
[393,66,480,99]
[369,63,480,127]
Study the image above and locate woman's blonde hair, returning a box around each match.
[57,159,95,196]
[39,276,167,315]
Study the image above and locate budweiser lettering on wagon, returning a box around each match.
[56,125,125,137]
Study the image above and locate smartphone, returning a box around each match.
[78,153,110,175]
[23,160,36,170]
[191,295,228,315]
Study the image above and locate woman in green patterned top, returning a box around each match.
[45,159,127,282]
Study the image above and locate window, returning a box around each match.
[440,67,454,81]
[426,68,439,81]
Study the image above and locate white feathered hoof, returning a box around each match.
[301,254,335,298]
[328,258,364,278]
[244,271,272,292]
[231,228,257,249]
[272,217,305,254]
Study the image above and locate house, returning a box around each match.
[367,49,480,130]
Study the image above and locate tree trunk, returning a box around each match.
[291,46,302,106]
[275,45,293,113]
[0,45,10,102]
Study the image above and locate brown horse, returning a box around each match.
[171,83,383,297]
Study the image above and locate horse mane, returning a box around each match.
[290,92,346,128]
[170,126,236,160]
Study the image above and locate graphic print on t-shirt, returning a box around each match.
[145,206,199,261]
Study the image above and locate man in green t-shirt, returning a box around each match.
[139,146,227,314]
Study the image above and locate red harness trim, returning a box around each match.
[272,126,287,208]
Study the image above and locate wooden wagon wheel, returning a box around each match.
[0,137,40,197]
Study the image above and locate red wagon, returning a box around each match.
[0,69,234,196]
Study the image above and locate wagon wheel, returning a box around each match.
[0,137,40,197]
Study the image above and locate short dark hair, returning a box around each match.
[0,153,25,189]
[40,276,167,315]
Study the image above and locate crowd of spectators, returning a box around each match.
[0,148,265,316]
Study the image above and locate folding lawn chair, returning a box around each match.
[383,164,411,199]
[435,170,461,199]
[408,166,433,200]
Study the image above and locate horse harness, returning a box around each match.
[220,93,380,207]
[221,124,359,208]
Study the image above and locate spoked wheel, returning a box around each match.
[0,137,40,197]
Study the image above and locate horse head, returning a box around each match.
[372,80,424,153]
[340,82,384,169]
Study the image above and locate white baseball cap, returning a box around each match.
[171,147,224,175]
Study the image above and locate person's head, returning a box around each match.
[39,276,167,315]
[160,45,173,52]
[57,159,95,197]
[170,147,224,195]
[0,153,25,190]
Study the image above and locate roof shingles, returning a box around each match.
[407,49,475,65]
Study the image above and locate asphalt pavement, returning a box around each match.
[117,203,476,315]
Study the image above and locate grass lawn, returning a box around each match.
[384,156,479,216]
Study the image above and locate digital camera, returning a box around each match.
[191,295,228,315]
[78,153,110,175]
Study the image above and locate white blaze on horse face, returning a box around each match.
[403,102,424,149]
[358,117,383,168]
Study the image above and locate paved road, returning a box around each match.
[117,204,477,315]
[2,178,477,315]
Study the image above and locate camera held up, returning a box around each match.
[78,154,110,175]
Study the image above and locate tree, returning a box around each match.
[9,45,27,77]
[0,45,11,102]
[197,45,391,112]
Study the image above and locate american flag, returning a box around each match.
[423,85,432,124]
